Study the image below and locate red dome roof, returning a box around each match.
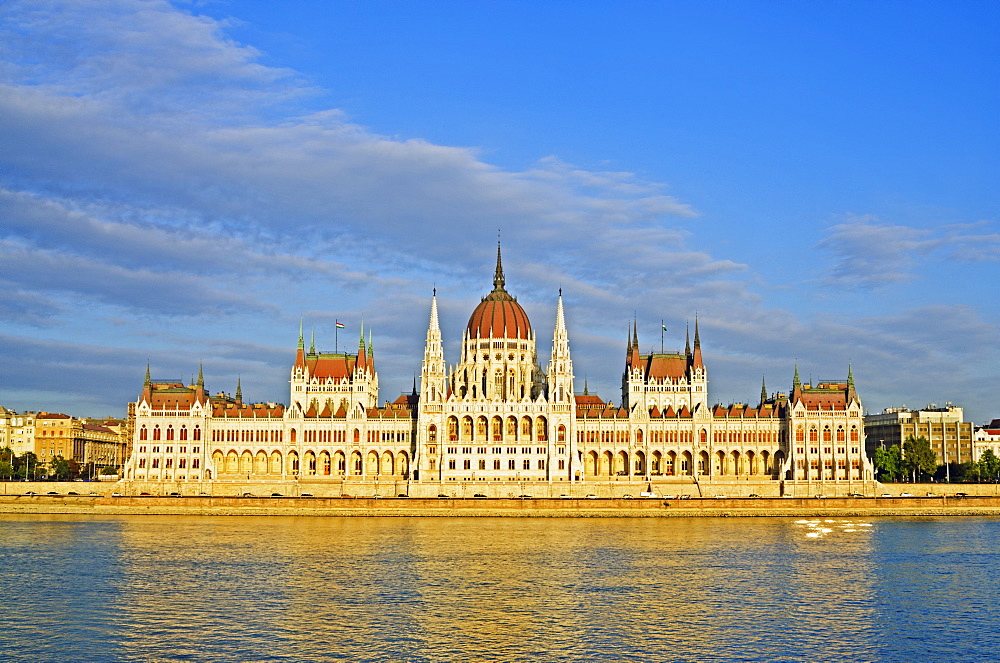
[466,242,532,340]
[467,294,531,340]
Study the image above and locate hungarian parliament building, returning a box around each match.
[124,246,874,491]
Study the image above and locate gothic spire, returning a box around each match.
[298,318,304,350]
[493,238,505,292]
[197,363,204,388]
[760,375,767,407]
[235,376,242,403]
[692,316,703,367]
[144,362,151,388]
[309,328,316,354]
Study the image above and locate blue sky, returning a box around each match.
[1,0,998,422]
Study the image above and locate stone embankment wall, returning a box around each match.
[5,492,1000,518]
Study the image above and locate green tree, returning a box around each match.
[49,455,70,481]
[17,452,39,480]
[902,435,937,482]
[978,449,1000,482]
[0,446,14,480]
[874,444,903,482]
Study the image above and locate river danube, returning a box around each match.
[2,515,998,662]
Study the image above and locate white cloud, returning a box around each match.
[817,214,1000,289]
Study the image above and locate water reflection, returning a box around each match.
[2,515,999,662]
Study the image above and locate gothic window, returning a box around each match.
[153,426,161,441]
[448,417,458,441]
[140,426,148,441]
[477,417,487,438]
[428,425,437,443]
[536,417,547,441]
[557,425,566,442]
[462,417,472,440]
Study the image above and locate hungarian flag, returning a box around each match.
[336,322,345,329]
[661,324,667,331]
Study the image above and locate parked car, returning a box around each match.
[847,492,864,498]
[622,494,634,499]
[270,493,283,497]
[879,493,892,498]
[473,493,487,498]
[300,493,314,497]
[900,492,914,497]
[396,493,409,498]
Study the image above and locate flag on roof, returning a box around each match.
[336,322,345,329]
[661,324,667,331]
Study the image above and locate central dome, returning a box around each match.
[466,243,532,340]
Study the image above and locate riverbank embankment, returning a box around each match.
[4,494,1000,518]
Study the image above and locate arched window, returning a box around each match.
[179,426,188,441]
[153,426,161,441]
[166,426,174,441]
[139,426,148,441]
[428,425,437,443]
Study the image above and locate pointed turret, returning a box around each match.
[626,321,633,362]
[295,319,306,368]
[420,289,446,404]
[630,317,641,368]
[144,362,151,388]
[357,318,368,373]
[309,328,316,354]
[196,363,204,388]
[760,376,767,407]
[685,323,691,357]
[235,376,242,405]
[847,364,858,404]
[692,317,704,368]
[547,288,574,402]
[367,329,374,373]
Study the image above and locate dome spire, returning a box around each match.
[493,235,506,293]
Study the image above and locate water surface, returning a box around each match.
[1,515,998,662]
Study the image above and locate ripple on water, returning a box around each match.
[1,515,999,662]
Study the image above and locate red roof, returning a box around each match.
[467,294,531,340]
[644,355,688,380]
